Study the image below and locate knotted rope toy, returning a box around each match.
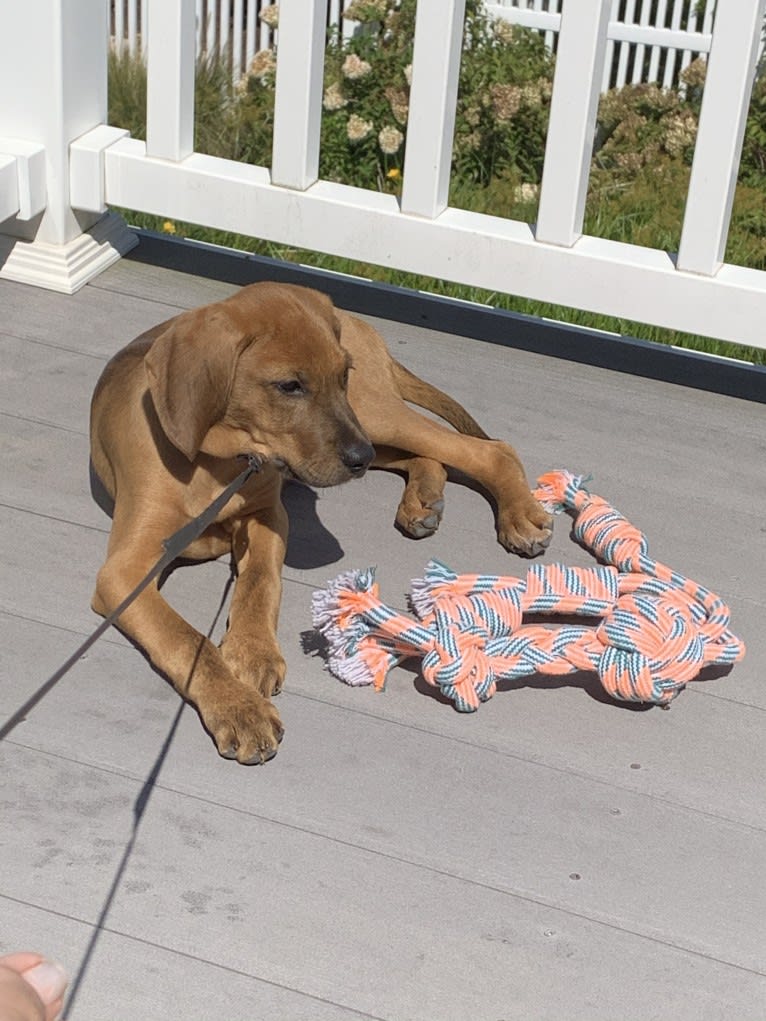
[311,471,745,711]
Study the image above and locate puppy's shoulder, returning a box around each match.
[94,319,171,398]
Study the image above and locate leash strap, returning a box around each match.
[0,455,262,742]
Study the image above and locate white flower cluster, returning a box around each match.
[513,182,539,203]
[343,0,388,22]
[347,114,374,142]
[342,53,372,80]
[249,49,276,79]
[663,111,697,157]
[258,4,279,28]
[378,125,403,155]
[493,18,514,45]
[489,83,522,122]
[384,86,409,125]
[323,82,348,111]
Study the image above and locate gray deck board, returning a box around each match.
[1,253,765,1019]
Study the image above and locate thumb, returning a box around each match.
[22,960,68,1007]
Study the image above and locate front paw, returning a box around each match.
[396,497,445,539]
[220,637,286,697]
[200,685,284,765]
[497,495,554,557]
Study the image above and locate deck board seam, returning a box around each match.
[0,893,388,1020]
[1,775,763,981]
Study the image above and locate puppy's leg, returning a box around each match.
[367,407,552,556]
[373,446,448,539]
[219,499,288,697]
[92,526,283,764]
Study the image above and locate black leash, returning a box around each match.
[0,453,262,742]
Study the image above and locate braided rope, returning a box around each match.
[311,471,745,711]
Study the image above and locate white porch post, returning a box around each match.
[0,0,136,294]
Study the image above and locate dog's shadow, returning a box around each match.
[282,481,345,569]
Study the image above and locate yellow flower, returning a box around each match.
[162,220,177,234]
[386,167,402,180]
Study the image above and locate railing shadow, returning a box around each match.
[125,231,766,404]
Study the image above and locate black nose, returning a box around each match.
[342,440,375,476]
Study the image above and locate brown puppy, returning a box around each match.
[90,282,552,763]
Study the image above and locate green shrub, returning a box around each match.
[741,73,766,184]
[108,47,275,163]
[108,48,147,139]
[223,0,554,191]
[452,6,553,186]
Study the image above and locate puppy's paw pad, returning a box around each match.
[397,498,445,539]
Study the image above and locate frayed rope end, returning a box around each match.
[410,559,458,619]
[311,568,386,687]
[534,469,592,514]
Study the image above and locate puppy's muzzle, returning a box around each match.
[341,439,375,477]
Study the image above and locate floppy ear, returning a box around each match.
[144,305,253,461]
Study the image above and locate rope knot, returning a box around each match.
[422,605,495,712]
[574,500,648,573]
[596,593,706,703]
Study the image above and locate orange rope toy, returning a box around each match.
[311,470,745,711]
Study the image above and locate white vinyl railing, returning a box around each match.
[0,0,765,356]
[111,0,356,78]
[489,0,719,92]
[112,0,723,91]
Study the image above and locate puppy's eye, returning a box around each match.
[276,380,305,395]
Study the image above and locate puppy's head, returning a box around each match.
[144,283,374,487]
